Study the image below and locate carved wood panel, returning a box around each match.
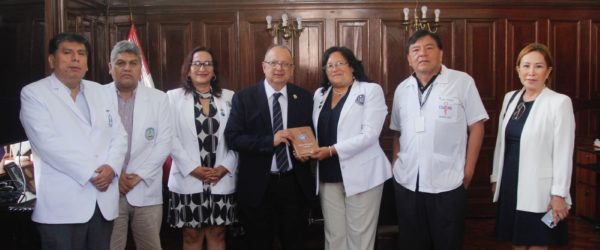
[293,21,324,92]
[381,20,409,99]
[465,19,500,217]
[507,20,539,91]
[592,22,600,100]
[337,20,369,70]
[201,21,238,91]
[150,22,191,90]
[550,20,580,98]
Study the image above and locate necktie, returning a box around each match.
[272,92,289,172]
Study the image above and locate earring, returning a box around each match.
[212,75,217,81]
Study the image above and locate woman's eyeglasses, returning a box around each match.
[191,61,214,69]
[323,61,348,71]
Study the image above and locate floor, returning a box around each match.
[154,216,600,250]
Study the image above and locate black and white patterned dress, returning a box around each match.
[167,91,236,228]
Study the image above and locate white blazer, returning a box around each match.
[20,74,128,223]
[491,87,575,212]
[167,88,238,195]
[106,83,172,206]
[312,80,392,197]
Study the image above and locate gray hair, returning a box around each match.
[110,40,141,63]
[264,44,293,60]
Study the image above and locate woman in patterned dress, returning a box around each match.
[167,47,238,250]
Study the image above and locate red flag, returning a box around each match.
[127,24,155,88]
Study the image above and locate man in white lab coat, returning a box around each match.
[106,41,172,250]
[20,32,128,250]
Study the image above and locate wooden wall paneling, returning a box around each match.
[202,18,240,92]
[506,20,539,91]
[592,21,600,100]
[549,20,580,97]
[336,19,370,73]
[154,21,192,90]
[238,11,279,88]
[380,19,409,99]
[464,19,501,218]
[94,20,110,84]
[109,16,148,54]
[292,20,325,92]
[447,19,464,72]
[466,20,497,102]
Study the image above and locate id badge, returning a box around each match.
[415,116,425,132]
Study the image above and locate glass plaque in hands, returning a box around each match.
[288,126,318,157]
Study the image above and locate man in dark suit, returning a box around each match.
[225,45,315,249]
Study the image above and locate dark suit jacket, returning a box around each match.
[225,81,315,207]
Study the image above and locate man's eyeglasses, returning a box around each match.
[191,61,214,69]
[323,61,348,71]
[263,61,293,69]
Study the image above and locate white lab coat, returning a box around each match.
[106,83,172,206]
[167,88,238,195]
[20,74,128,223]
[312,81,392,197]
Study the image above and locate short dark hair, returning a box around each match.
[320,46,371,93]
[404,30,443,54]
[180,46,222,97]
[48,32,91,56]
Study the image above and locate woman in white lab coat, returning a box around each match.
[167,47,238,250]
[311,46,391,250]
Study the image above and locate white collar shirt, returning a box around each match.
[263,80,293,172]
[389,65,489,193]
[53,74,91,125]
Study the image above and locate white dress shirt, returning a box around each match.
[263,80,293,172]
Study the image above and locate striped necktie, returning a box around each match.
[272,92,289,172]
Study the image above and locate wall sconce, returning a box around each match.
[266,13,304,40]
[402,5,441,33]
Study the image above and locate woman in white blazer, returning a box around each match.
[310,47,392,250]
[491,43,575,249]
[167,47,238,250]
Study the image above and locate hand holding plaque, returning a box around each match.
[288,126,318,157]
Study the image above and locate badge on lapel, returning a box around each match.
[356,94,365,105]
[145,128,156,140]
[293,94,298,100]
[106,109,113,127]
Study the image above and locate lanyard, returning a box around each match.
[418,83,434,109]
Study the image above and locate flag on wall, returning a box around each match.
[127,24,155,88]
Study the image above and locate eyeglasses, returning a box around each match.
[323,61,348,71]
[191,61,214,69]
[263,61,293,69]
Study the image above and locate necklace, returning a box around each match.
[195,89,212,99]
[332,88,346,96]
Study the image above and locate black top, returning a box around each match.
[317,85,352,183]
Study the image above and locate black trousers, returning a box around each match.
[394,181,466,250]
[239,171,308,250]
[37,204,113,250]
